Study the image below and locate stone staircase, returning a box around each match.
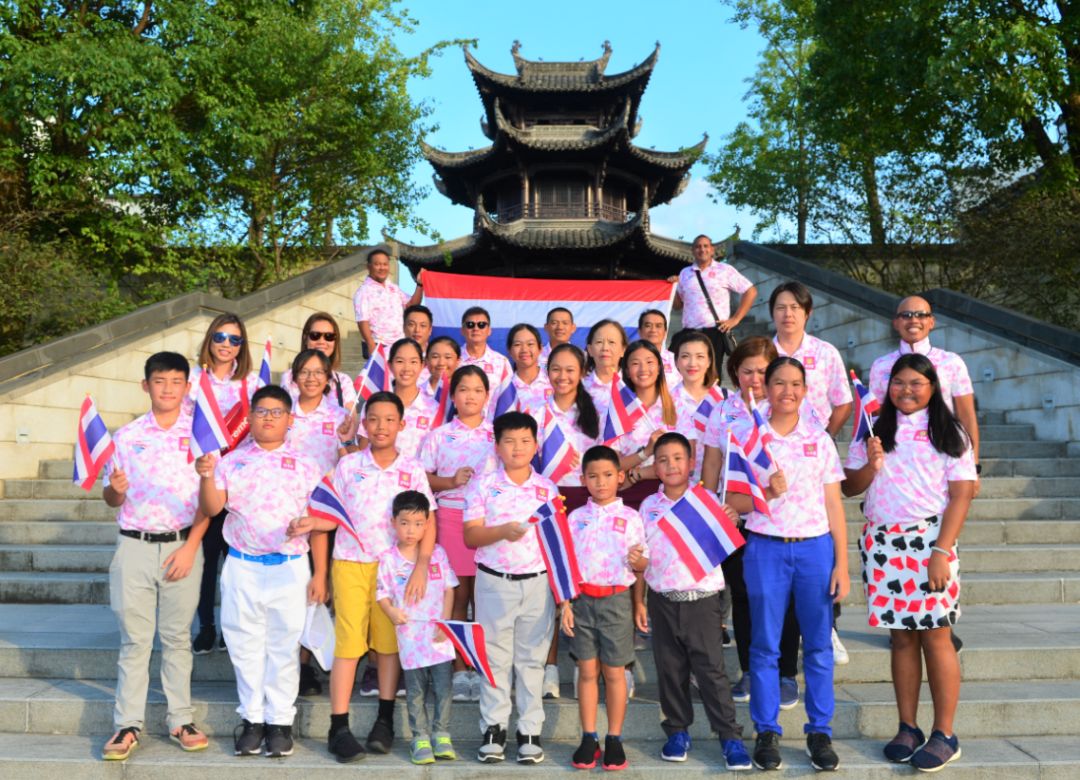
[1,412,1078,776]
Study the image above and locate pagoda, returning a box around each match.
[389,41,710,280]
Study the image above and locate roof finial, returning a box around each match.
[511,40,522,56]
[602,40,612,54]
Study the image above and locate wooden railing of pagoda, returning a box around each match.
[491,203,634,223]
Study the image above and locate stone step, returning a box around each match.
[0,522,117,545]
[835,440,1068,459]
[2,677,1078,740]
[843,545,1080,575]
[1,733,1071,779]
[978,423,1035,441]
[842,498,1080,522]
[845,520,1080,547]
[0,572,109,604]
[978,457,1080,478]
[0,544,114,573]
[844,572,1080,606]
[0,499,114,522]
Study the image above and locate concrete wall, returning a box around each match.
[734,258,1080,452]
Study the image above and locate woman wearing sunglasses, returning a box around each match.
[280,313,358,410]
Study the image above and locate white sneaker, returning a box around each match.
[624,667,636,702]
[452,670,471,702]
[832,628,850,666]
[542,664,560,699]
[469,670,483,701]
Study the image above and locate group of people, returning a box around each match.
[98,237,979,773]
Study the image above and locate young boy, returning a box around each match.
[292,391,436,762]
[101,352,210,761]
[377,490,458,765]
[458,306,512,419]
[463,411,557,764]
[639,433,752,771]
[539,307,576,369]
[561,446,649,771]
[195,385,324,759]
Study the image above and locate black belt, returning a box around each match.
[120,528,190,543]
[747,530,824,544]
[477,563,544,581]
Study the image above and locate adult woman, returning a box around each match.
[280,312,357,409]
[842,354,975,772]
[582,319,628,421]
[670,330,725,483]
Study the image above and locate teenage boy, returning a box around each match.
[463,411,558,765]
[195,385,325,759]
[101,352,210,761]
[458,306,512,419]
[354,247,424,357]
[539,307,576,369]
[290,391,436,763]
[639,433,751,771]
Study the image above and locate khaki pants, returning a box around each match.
[109,533,203,731]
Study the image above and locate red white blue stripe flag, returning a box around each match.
[602,372,648,444]
[692,385,729,433]
[850,370,880,443]
[436,620,496,687]
[529,495,583,603]
[421,270,675,357]
[307,473,362,546]
[532,406,578,485]
[73,395,116,490]
[492,366,519,418]
[723,431,772,518]
[354,343,392,402]
[431,372,454,427]
[658,485,746,582]
[745,394,777,474]
[189,369,231,462]
[257,336,273,387]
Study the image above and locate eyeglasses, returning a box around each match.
[464,321,489,330]
[297,369,328,379]
[307,331,336,342]
[889,379,932,391]
[895,310,933,320]
[211,332,244,347]
[252,407,287,419]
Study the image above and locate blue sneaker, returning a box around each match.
[910,730,961,772]
[779,676,799,710]
[722,738,752,771]
[661,731,691,762]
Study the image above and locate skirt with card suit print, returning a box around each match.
[861,515,961,631]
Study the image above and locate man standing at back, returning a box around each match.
[354,247,424,358]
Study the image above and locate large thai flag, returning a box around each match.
[693,385,728,433]
[73,395,115,490]
[307,473,362,546]
[850,370,880,443]
[354,343,392,402]
[529,495,583,603]
[602,372,647,444]
[532,406,578,484]
[658,485,746,581]
[431,372,454,427]
[422,270,675,357]
[436,620,496,687]
[744,394,777,474]
[189,369,231,462]
[723,432,771,517]
[257,336,272,387]
[492,366,519,417]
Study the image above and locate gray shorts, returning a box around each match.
[568,589,635,667]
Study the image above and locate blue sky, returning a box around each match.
[375,0,767,284]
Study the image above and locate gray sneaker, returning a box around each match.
[469,670,483,701]
[452,671,471,702]
[410,737,435,765]
[516,731,544,764]
[780,676,799,710]
[732,672,751,703]
[478,725,506,763]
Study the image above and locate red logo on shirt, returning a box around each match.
[544,388,554,398]
[804,355,817,369]
[803,443,818,457]
[914,430,930,442]
[398,472,411,488]
[281,457,296,470]
[322,422,335,436]
[416,416,430,430]
[429,563,442,580]
[535,486,549,501]
[178,437,189,451]
[483,362,493,373]
[612,516,627,534]
[486,431,494,442]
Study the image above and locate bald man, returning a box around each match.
[869,296,981,480]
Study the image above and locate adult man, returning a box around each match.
[354,248,424,358]
[539,307,576,370]
[667,235,757,375]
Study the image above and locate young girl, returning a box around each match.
[419,365,496,703]
[637,309,681,389]
[842,354,975,772]
[506,323,552,421]
[725,357,848,773]
[360,338,436,459]
[421,336,461,401]
[616,340,696,511]
[582,319,628,421]
[189,313,259,656]
[670,330,725,483]
[280,312,357,410]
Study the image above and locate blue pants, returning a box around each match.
[743,532,836,737]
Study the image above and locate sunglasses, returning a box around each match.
[464,320,489,330]
[211,332,244,347]
[895,310,933,320]
[307,331,337,342]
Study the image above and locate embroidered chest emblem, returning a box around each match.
[803,355,817,370]
[398,472,411,488]
[322,422,335,435]
[281,457,296,470]
[803,443,818,457]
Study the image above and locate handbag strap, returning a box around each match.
[694,268,723,328]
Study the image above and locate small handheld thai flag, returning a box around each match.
[431,372,454,427]
[436,620,496,687]
[73,395,115,491]
[307,473,362,546]
[493,367,519,418]
[354,343,392,402]
[744,395,777,474]
[723,432,772,517]
[257,337,272,387]
[529,495,583,603]
[532,407,578,485]
[189,370,231,462]
[850,370,880,443]
[658,485,746,581]
[693,385,728,433]
[602,372,647,444]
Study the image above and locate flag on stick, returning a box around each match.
[692,385,728,433]
[73,395,116,491]
[307,473,362,546]
[354,344,392,402]
[258,337,272,387]
[189,369,231,462]
[529,494,583,603]
[744,395,777,474]
[657,485,745,581]
[602,372,647,444]
[436,620,496,687]
[723,431,772,517]
[850,370,880,443]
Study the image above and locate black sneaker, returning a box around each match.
[571,734,600,769]
[753,730,783,770]
[233,719,264,756]
[263,724,294,758]
[299,663,322,696]
[217,632,227,652]
[806,732,839,771]
[603,735,628,771]
[478,724,507,763]
[516,731,544,764]
[951,632,964,654]
[192,624,216,655]
[365,718,394,754]
[328,726,366,763]
[722,626,733,647]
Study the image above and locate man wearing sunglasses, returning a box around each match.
[458,306,511,420]
[354,247,425,359]
[869,296,981,487]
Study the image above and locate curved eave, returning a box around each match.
[388,233,481,265]
[420,139,498,170]
[479,209,645,250]
[627,134,708,169]
[642,231,696,263]
[493,97,630,153]
[464,43,659,94]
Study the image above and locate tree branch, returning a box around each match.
[131,1,151,37]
